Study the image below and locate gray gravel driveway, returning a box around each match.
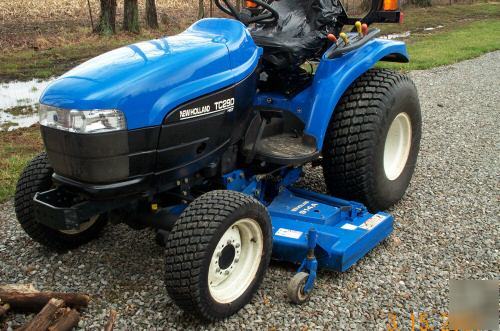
[1,51,499,330]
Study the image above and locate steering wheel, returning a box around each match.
[214,0,279,25]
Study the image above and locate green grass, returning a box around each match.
[374,2,500,35]
[0,127,43,202]
[379,19,500,70]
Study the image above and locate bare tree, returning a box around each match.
[145,0,159,29]
[95,0,117,35]
[198,0,205,19]
[123,0,140,33]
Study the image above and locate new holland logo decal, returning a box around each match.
[179,97,235,121]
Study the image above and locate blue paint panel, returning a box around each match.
[268,189,393,272]
[254,37,408,150]
[268,189,342,226]
[40,18,262,129]
[222,168,393,273]
[306,38,408,148]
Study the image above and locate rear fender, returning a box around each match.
[305,39,409,150]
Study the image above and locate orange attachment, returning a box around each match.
[383,0,398,11]
[246,0,258,8]
[361,23,369,35]
[327,33,338,43]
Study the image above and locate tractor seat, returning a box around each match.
[249,0,344,69]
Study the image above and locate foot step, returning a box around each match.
[255,133,318,165]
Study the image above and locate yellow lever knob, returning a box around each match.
[355,21,362,35]
[339,32,349,45]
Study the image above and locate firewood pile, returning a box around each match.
[0,285,117,331]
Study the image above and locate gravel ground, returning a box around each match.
[1,51,499,330]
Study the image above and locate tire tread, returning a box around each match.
[322,68,417,210]
[165,190,270,321]
[14,152,106,250]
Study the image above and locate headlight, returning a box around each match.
[39,104,126,134]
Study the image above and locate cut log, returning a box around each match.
[0,303,10,317]
[1,284,37,293]
[20,298,64,331]
[48,308,80,331]
[103,309,117,331]
[0,285,90,312]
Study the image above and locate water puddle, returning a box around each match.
[382,31,411,40]
[424,25,444,31]
[381,24,444,40]
[0,78,55,131]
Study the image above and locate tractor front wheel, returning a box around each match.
[322,68,422,211]
[14,152,107,251]
[164,190,272,321]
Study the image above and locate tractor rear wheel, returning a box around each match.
[14,152,107,251]
[164,190,272,321]
[322,68,421,211]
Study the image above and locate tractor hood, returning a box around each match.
[40,18,261,129]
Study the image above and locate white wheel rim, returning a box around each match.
[59,215,98,235]
[208,218,263,304]
[383,112,412,180]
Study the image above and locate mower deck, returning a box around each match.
[221,167,393,294]
[269,187,393,272]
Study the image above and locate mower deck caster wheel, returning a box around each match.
[287,272,312,304]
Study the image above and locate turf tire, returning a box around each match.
[164,190,272,321]
[14,152,107,251]
[322,68,421,211]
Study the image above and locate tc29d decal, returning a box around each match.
[165,85,236,123]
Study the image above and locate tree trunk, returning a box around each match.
[123,0,140,33]
[95,0,117,35]
[145,0,159,29]
[198,0,205,19]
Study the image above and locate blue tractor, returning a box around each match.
[14,0,421,321]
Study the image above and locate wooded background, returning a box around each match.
[0,0,480,29]
[0,0,482,50]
